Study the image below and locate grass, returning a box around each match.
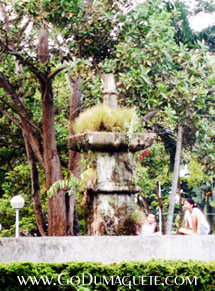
[73,104,137,133]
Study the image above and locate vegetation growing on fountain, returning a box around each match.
[73,104,141,133]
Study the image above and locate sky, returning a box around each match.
[190,12,215,31]
[186,0,215,31]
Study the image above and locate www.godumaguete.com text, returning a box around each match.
[17,273,198,288]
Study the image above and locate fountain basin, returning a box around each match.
[69,132,156,152]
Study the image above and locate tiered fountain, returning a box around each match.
[69,74,155,235]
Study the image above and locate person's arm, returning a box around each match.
[184,211,190,229]
[196,212,202,234]
[191,209,200,234]
[191,215,198,233]
[178,212,195,235]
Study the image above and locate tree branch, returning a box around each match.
[0,141,22,147]
[47,66,67,81]
[15,19,31,46]
[0,37,46,83]
[142,110,158,123]
[0,97,42,135]
[0,72,25,109]
[0,71,42,136]
[207,88,215,95]
[0,104,22,128]
[0,97,44,167]
[200,115,215,119]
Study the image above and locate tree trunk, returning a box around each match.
[66,75,81,235]
[155,185,165,234]
[41,80,67,236]
[16,58,46,236]
[38,27,49,63]
[177,180,184,232]
[165,124,183,235]
[24,136,47,236]
[37,24,67,236]
[141,196,150,214]
[0,55,47,235]
[0,19,68,236]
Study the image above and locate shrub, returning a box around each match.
[0,260,215,290]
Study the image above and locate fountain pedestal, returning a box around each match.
[69,131,155,235]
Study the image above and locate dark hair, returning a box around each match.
[185,198,197,208]
[148,212,156,218]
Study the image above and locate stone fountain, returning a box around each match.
[69,74,155,235]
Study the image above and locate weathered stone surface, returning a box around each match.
[1,236,215,263]
[102,73,118,109]
[69,132,156,152]
[95,152,140,193]
[88,193,143,235]
[69,131,155,235]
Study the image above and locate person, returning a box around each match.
[179,198,210,235]
[139,212,161,236]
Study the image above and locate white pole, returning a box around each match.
[15,208,19,238]
[158,181,162,233]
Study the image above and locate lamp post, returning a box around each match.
[10,195,25,238]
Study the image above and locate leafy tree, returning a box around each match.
[0,0,134,236]
[0,0,79,235]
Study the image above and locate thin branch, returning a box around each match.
[0,141,22,147]
[207,88,215,96]
[0,104,22,128]
[200,115,215,119]
[47,66,67,81]
[15,19,31,45]
[0,72,25,109]
[0,37,46,83]
[0,103,44,167]
[142,110,158,123]
[0,72,42,135]
[0,97,42,135]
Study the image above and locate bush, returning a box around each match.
[0,260,215,290]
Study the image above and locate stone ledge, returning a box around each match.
[0,236,215,263]
[88,188,141,194]
[69,132,156,152]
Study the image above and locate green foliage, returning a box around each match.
[72,104,140,133]
[47,173,83,198]
[194,0,215,14]
[69,0,214,139]
[41,0,125,62]
[0,260,215,290]
[186,160,210,189]
[136,142,172,214]
[0,163,44,237]
[198,25,215,52]
[170,0,197,47]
